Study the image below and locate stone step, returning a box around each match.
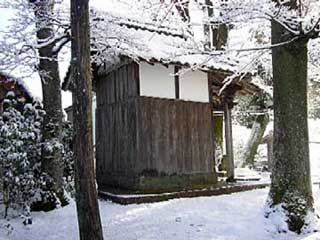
[98,182,269,205]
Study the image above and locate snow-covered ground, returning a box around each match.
[2,187,320,240]
[1,119,320,240]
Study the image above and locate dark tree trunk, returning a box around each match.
[211,24,228,50]
[204,0,228,50]
[70,0,104,239]
[172,0,189,22]
[269,18,313,233]
[33,0,66,208]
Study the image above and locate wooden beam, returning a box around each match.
[134,62,140,96]
[174,66,180,99]
[224,102,235,181]
[208,72,216,170]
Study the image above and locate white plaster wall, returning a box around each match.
[139,62,175,99]
[179,70,209,102]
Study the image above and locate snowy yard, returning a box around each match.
[1,0,320,238]
[2,187,320,240]
[1,120,320,240]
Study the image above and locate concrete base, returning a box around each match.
[98,172,218,194]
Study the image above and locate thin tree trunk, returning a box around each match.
[70,0,104,239]
[33,0,65,208]
[242,113,269,167]
[269,18,313,233]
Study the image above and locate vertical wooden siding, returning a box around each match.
[96,62,215,190]
[96,99,139,189]
[96,62,139,188]
[96,97,215,189]
[136,97,215,175]
[95,62,139,107]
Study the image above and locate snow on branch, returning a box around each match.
[192,0,320,37]
[0,0,70,76]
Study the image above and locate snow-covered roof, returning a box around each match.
[91,10,240,74]
[0,72,33,102]
[63,2,262,95]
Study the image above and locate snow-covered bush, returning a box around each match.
[61,121,74,197]
[0,92,43,224]
[0,92,74,224]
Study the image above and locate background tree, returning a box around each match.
[30,0,69,209]
[239,64,272,168]
[70,0,104,239]
[308,80,320,119]
[0,0,71,209]
[240,94,270,168]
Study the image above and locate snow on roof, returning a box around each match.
[91,9,240,73]
[63,1,261,93]
[0,72,33,102]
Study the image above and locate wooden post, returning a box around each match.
[174,66,180,99]
[207,73,216,172]
[224,102,234,181]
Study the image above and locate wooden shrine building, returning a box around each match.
[63,11,261,193]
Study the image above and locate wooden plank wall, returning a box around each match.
[97,96,215,189]
[96,98,139,189]
[96,62,215,190]
[96,62,139,188]
[136,97,215,175]
[95,61,139,107]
